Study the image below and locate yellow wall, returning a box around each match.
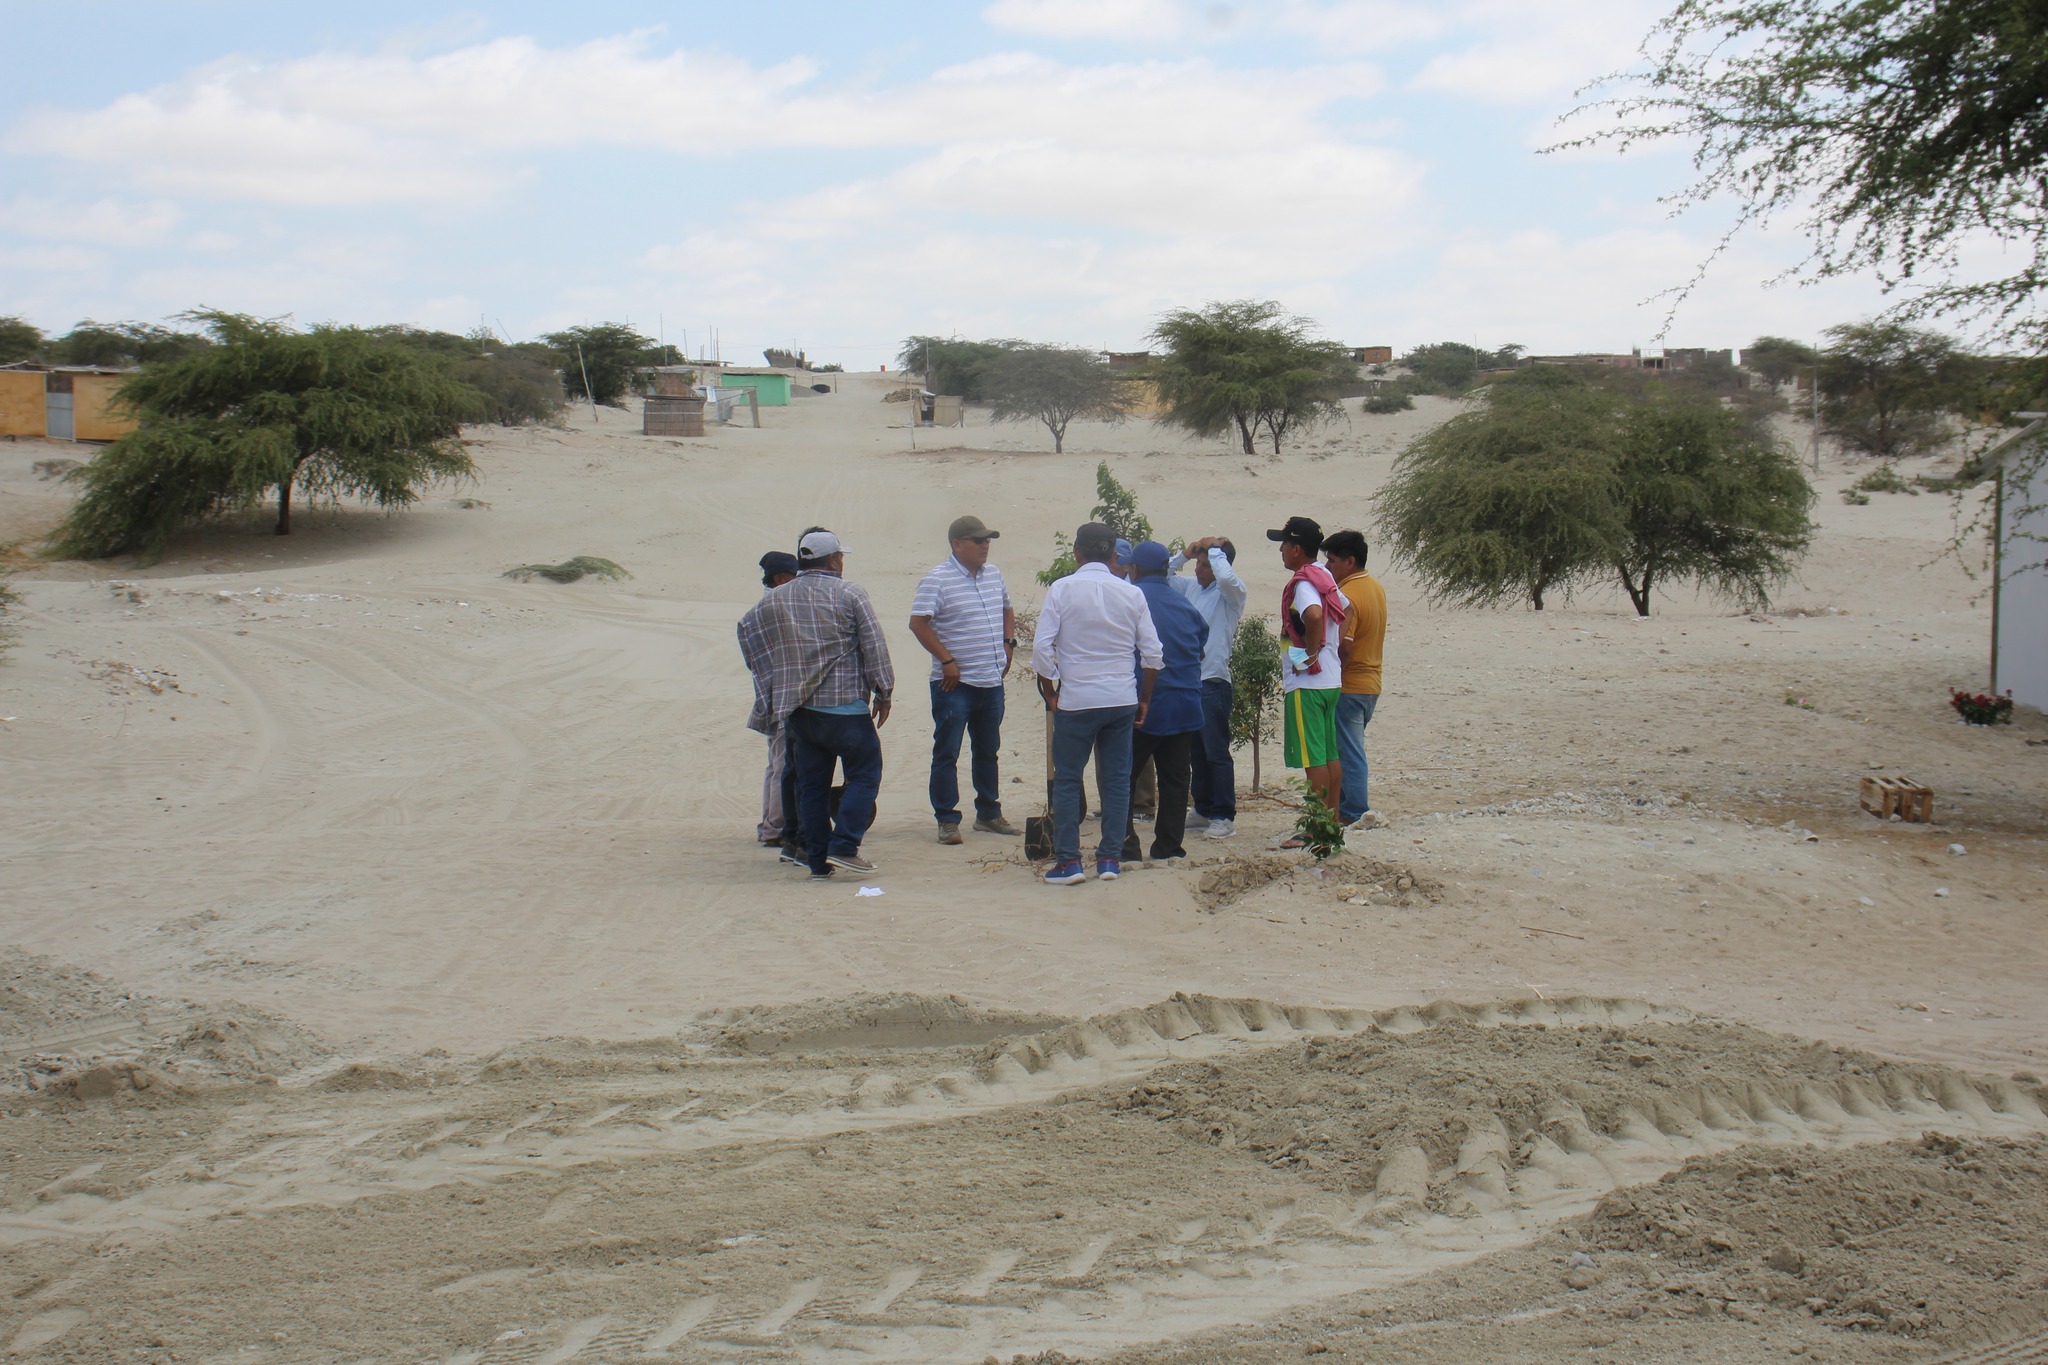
[72,373,137,441]
[0,373,41,437]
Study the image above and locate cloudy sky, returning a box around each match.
[1,0,1896,366]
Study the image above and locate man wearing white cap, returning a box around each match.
[740,529,895,878]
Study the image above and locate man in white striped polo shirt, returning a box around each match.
[909,515,1022,844]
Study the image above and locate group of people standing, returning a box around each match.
[737,512,1385,885]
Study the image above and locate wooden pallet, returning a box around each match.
[1860,774,1933,822]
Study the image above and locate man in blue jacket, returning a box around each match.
[1120,540,1209,863]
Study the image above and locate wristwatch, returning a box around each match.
[1004,637,1018,648]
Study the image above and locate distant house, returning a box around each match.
[1102,351,1152,374]
[1985,414,2048,711]
[0,365,139,441]
[1349,346,1393,365]
[1642,348,1733,372]
[1524,351,1643,369]
[715,371,793,406]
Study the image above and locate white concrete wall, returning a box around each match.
[1998,452,2048,712]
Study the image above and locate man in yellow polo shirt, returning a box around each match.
[1323,530,1386,830]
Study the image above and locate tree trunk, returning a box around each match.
[1236,415,1256,456]
[1531,581,1546,611]
[1251,720,1262,791]
[1051,421,1065,454]
[1269,427,1282,455]
[1621,567,1652,617]
[275,478,293,535]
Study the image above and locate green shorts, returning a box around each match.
[1283,687,1339,768]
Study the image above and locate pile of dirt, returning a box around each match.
[1194,852,1438,912]
[1110,1019,1996,1195]
[2,949,331,1093]
[702,991,1069,1054]
[0,947,148,1046]
[1591,1134,2048,1341]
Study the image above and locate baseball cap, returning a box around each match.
[1132,540,1171,574]
[1114,538,1133,563]
[1266,516,1323,552]
[948,515,999,541]
[759,550,799,581]
[798,530,848,560]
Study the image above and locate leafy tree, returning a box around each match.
[55,320,210,368]
[984,344,1132,452]
[1149,300,1351,455]
[0,316,45,364]
[895,336,1018,400]
[1743,336,1820,388]
[1818,320,1958,459]
[374,325,564,426]
[1610,397,1815,615]
[1563,0,2048,347]
[1398,342,1524,396]
[53,312,478,563]
[543,323,655,406]
[1035,461,1154,585]
[1227,616,1284,791]
[1362,388,1414,414]
[1254,338,1355,454]
[1375,379,1629,610]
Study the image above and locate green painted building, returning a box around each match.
[717,371,793,406]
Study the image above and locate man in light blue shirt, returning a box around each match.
[1167,536,1248,838]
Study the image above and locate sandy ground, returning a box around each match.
[2,371,2046,1362]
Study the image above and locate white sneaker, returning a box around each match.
[1185,812,1211,831]
[1347,810,1389,832]
[1203,819,1236,839]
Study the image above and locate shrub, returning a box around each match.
[1949,689,2014,725]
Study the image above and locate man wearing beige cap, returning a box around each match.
[910,515,1021,843]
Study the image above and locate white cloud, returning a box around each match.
[1274,0,1448,53]
[1406,1,1661,105]
[0,195,182,246]
[982,0,1191,40]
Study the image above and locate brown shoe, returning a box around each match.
[973,816,1022,836]
[936,823,964,845]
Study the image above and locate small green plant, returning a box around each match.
[504,556,631,584]
[1037,461,1153,585]
[1840,488,1871,505]
[1227,616,1284,790]
[1853,464,1914,495]
[1784,692,1816,710]
[1949,688,2014,725]
[1362,388,1413,414]
[1293,780,1346,860]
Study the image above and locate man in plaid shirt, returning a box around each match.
[738,530,895,878]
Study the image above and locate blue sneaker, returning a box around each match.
[1043,861,1087,885]
[1095,859,1122,881]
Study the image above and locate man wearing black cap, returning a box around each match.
[909,515,1021,844]
[743,550,801,848]
[1267,515,1349,826]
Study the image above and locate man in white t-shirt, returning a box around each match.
[1266,516,1348,831]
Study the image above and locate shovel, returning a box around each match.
[1024,700,1056,860]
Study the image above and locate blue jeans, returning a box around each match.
[1189,677,1236,820]
[787,707,884,873]
[1051,704,1136,866]
[929,681,1005,825]
[1335,691,1378,823]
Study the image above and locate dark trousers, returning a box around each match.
[787,708,883,874]
[1051,705,1136,866]
[1122,730,1194,861]
[929,681,1004,825]
[1189,678,1236,819]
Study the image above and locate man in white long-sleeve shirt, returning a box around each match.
[1031,522,1163,885]
[1167,536,1248,838]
